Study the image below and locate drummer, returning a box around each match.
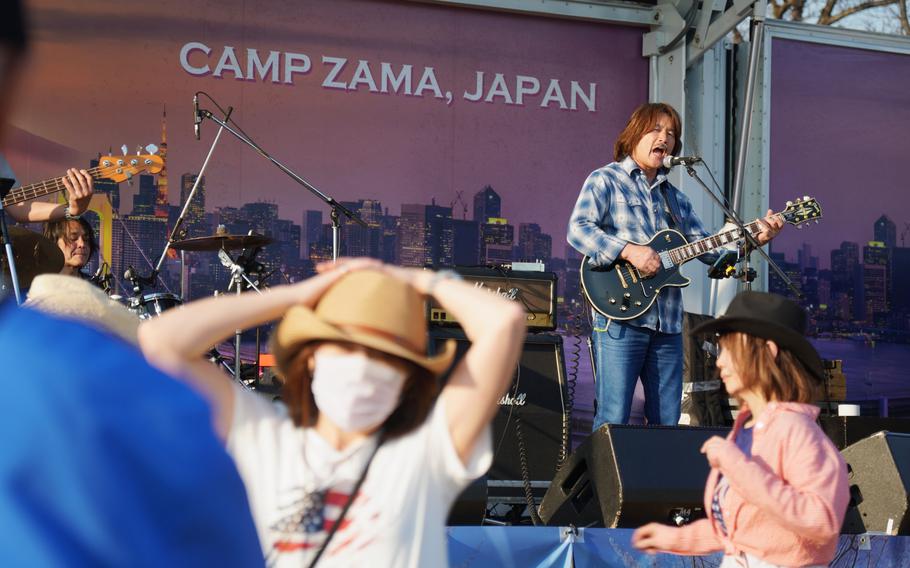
[43,216,97,279]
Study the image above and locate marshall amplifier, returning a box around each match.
[430,329,569,502]
[428,266,557,331]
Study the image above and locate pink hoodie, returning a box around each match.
[662,402,849,566]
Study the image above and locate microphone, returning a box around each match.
[662,155,702,168]
[91,262,105,281]
[193,93,201,140]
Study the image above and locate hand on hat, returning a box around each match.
[315,257,383,275]
[754,209,783,245]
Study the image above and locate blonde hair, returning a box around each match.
[718,332,819,403]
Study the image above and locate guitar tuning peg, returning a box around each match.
[121,144,128,156]
[135,145,143,155]
[145,143,159,155]
[803,195,810,201]
[786,200,793,207]
[814,220,819,224]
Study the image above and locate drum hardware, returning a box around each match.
[169,233,274,252]
[0,178,35,302]
[127,292,183,320]
[0,225,64,296]
[218,247,265,384]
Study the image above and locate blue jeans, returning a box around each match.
[591,313,683,429]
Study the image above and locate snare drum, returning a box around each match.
[128,293,183,320]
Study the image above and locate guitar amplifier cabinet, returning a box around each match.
[428,266,557,331]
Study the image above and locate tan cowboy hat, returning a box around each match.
[272,270,455,376]
[24,274,140,345]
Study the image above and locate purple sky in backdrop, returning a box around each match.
[769,38,910,269]
[9,0,648,251]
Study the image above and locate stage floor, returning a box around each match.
[447,527,910,567]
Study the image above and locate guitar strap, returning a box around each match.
[658,183,683,231]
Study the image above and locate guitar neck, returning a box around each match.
[668,213,782,265]
[2,166,104,208]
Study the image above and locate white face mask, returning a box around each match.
[310,352,407,433]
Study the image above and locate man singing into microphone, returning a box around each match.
[566,102,783,429]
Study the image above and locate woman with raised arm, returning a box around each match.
[138,259,527,568]
[632,292,849,567]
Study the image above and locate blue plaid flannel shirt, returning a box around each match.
[567,156,715,334]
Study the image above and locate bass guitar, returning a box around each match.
[580,196,822,320]
[3,152,164,208]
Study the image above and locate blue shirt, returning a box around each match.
[0,300,264,567]
[567,156,714,333]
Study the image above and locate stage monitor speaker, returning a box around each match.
[539,424,728,528]
[819,417,910,450]
[430,329,569,494]
[841,431,910,535]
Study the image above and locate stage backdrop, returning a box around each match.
[7,0,648,313]
[768,30,910,404]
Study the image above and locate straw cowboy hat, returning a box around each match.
[272,270,455,376]
[25,274,140,345]
[691,291,825,383]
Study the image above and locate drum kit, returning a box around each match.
[2,224,274,386]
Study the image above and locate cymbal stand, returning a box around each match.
[218,248,263,383]
[0,178,22,304]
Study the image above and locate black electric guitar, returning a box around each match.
[580,196,822,320]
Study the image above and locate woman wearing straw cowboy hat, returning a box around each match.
[632,291,849,568]
[138,258,527,568]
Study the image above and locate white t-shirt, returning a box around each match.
[227,385,492,568]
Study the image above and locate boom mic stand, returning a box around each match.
[196,96,367,260]
[681,163,800,297]
[154,103,235,287]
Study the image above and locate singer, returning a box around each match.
[566,102,783,429]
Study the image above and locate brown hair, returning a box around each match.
[613,103,682,162]
[279,341,439,439]
[718,332,819,404]
[44,217,98,264]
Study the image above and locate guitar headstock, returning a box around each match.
[96,153,164,183]
[781,196,822,229]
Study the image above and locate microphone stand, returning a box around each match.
[0,179,22,304]
[154,106,234,286]
[681,164,800,297]
[197,105,367,260]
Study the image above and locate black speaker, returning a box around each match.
[841,431,910,535]
[430,329,569,495]
[539,424,728,527]
[819,417,910,450]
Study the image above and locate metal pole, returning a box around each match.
[730,18,765,214]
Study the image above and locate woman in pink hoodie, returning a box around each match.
[632,291,849,567]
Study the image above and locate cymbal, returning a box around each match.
[170,234,273,252]
[1,226,65,290]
